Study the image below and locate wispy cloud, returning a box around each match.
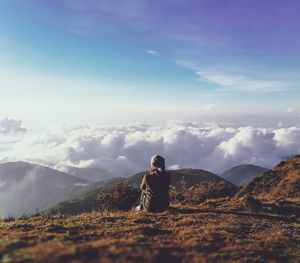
[176,60,290,93]
[145,49,158,55]
[196,70,288,92]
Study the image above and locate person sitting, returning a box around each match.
[138,155,171,212]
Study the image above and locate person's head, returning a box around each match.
[150,154,165,175]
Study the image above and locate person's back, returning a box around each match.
[140,170,171,212]
[140,155,171,212]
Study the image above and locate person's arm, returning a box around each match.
[140,174,147,190]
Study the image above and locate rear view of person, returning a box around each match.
[138,155,171,212]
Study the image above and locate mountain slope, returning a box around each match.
[46,168,237,215]
[236,155,300,200]
[0,162,91,217]
[45,177,124,215]
[57,165,117,182]
[222,164,269,186]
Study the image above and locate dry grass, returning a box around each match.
[237,155,300,201]
[1,200,299,263]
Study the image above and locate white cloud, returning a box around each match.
[0,119,26,134]
[169,164,180,170]
[1,119,300,176]
[286,107,293,113]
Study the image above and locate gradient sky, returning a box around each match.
[1,0,300,126]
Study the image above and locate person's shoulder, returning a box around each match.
[143,173,151,179]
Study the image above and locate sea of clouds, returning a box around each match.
[0,118,300,176]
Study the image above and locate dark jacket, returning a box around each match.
[140,171,171,212]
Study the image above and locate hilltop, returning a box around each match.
[222,164,269,186]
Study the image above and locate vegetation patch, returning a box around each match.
[97,182,140,211]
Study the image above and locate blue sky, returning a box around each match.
[0,0,300,126]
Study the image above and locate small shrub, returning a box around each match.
[32,209,41,217]
[170,178,188,204]
[3,215,16,222]
[19,213,30,220]
[97,182,140,211]
[169,185,185,203]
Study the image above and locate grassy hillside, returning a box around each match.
[236,155,300,200]
[1,200,299,262]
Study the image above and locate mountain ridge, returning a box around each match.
[222,164,270,186]
[55,165,118,182]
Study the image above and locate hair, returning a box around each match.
[149,167,158,175]
[149,154,166,175]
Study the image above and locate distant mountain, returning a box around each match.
[44,177,124,215]
[222,165,270,186]
[58,165,117,182]
[236,155,300,200]
[0,161,92,217]
[46,168,236,215]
